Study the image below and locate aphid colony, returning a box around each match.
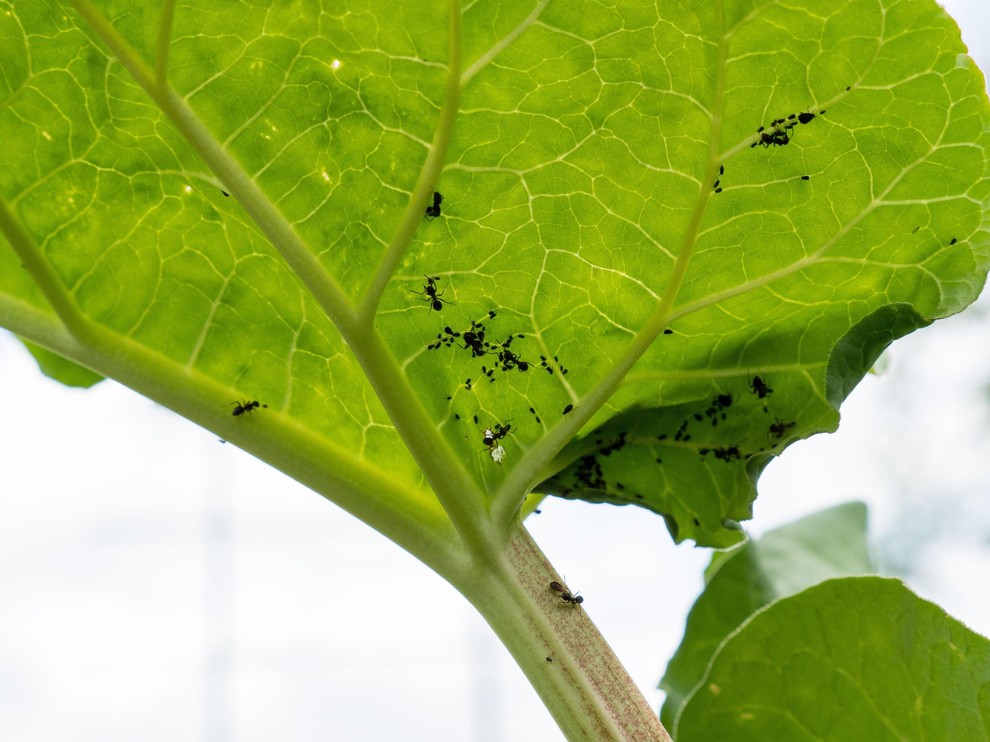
[554,371,801,507]
[750,109,825,149]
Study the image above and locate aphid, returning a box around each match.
[719,164,724,175]
[800,175,810,181]
[798,110,825,124]
[769,419,796,440]
[412,275,451,312]
[221,190,230,197]
[950,237,957,245]
[545,656,553,663]
[562,404,574,415]
[663,328,673,335]
[231,399,267,416]
[750,375,773,399]
[549,580,584,605]
[714,187,723,194]
[424,190,444,220]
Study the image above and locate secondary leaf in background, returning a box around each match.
[673,577,990,742]
[659,501,873,728]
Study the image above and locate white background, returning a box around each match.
[2,2,989,740]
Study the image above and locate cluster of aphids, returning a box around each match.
[426,310,534,379]
[751,109,824,149]
[426,310,495,355]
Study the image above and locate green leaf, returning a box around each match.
[660,501,873,728]
[20,339,104,388]
[673,577,990,742]
[0,1,988,549]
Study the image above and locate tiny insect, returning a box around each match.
[549,580,584,605]
[750,375,773,399]
[562,404,573,415]
[231,399,267,416]
[424,190,444,220]
[483,422,511,447]
[482,421,512,462]
[798,109,825,124]
[753,127,790,148]
[413,275,451,312]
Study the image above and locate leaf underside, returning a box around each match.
[1,0,988,545]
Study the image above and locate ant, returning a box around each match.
[752,126,790,148]
[483,421,511,463]
[231,399,267,416]
[549,580,584,605]
[424,190,444,220]
[750,375,773,399]
[413,275,451,312]
[482,421,511,448]
[769,418,796,441]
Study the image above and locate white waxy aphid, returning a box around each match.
[490,445,505,464]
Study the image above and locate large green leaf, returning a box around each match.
[673,577,990,741]
[0,0,988,549]
[659,501,873,728]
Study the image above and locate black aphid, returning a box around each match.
[425,190,444,220]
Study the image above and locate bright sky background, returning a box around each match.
[2,3,989,740]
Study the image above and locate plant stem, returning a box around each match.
[449,522,672,741]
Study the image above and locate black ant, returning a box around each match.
[752,126,790,148]
[769,418,796,440]
[482,421,512,463]
[231,399,267,416]
[750,375,773,399]
[549,580,584,605]
[413,275,451,312]
[424,190,444,220]
[482,421,512,448]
